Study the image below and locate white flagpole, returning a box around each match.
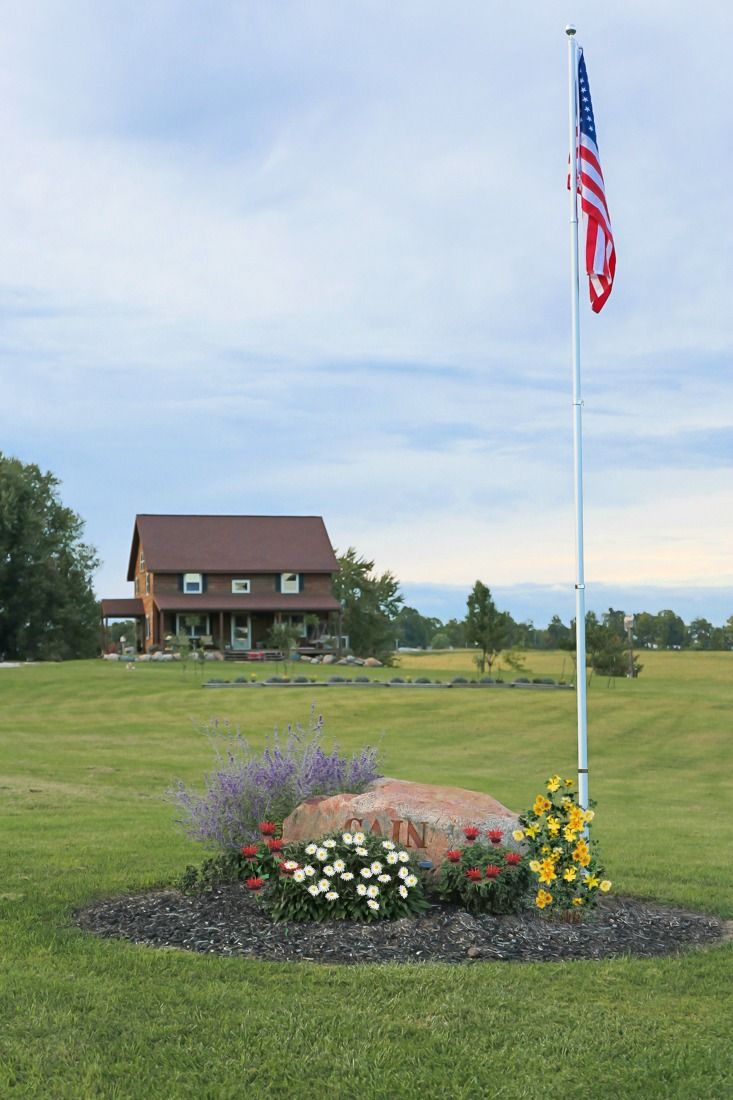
[565,24,589,811]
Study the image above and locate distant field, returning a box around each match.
[1,650,732,1098]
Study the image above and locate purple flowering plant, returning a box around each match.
[169,708,382,853]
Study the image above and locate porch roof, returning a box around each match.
[152,594,341,614]
[101,598,146,618]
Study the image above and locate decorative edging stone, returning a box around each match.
[202,680,573,690]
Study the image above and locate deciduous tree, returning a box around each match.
[0,453,100,660]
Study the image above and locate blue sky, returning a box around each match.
[1,2,732,626]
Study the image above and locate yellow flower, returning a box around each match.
[547,816,561,837]
[572,840,591,867]
[546,775,561,793]
[552,847,563,861]
[568,807,586,833]
[533,795,552,817]
[529,860,541,873]
[571,897,584,907]
[563,826,578,843]
[564,778,575,789]
[561,796,574,810]
[535,889,553,909]
[600,880,612,893]
[541,845,551,856]
[525,824,540,839]
[585,875,600,890]
[563,867,577,882]
[584,809,595,823]
[538,859,557,885]
[512,829,525,842]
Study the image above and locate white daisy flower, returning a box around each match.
[381,840,396,850]
[342,832,353,845]
[356,883,367,896]
[293,869,306,883]
[355,847,369,857]
[325,891,339,901]
[405,874,418,888]
[360,867,372,879]
[304,865,316,877]
[333,859,346,873]
[386,852,399,865]
[366,884,379,898]
[323,838,337,848]
[305,844,317,855]
[398,851,410,863]
[370,861,383,874]
[399,885,408,899]
[307,884,320,897]
[315,847,328,862]
[398,866,409,880]
[318,879,330,892]
[282,860,299,872]
[353,832,366,844]
[324,865,336,876]
[378,874,391,883]
[367,899,380,911]
[340,871,354,881]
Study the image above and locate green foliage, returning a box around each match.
[465,581,510,674]
[266,831,428,922]
[333,547,402,663]
[0,452,100,660]
[430,630,451,649]
[395,606,441,649]
[436,837,532,914]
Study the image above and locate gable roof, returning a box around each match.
[127,515,339,580]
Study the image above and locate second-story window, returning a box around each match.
[231,579,251,594]
[183,572,203,594]
[145,573,151,595]
[280,572,300,594]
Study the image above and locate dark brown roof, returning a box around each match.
[153,594,340,613]
[127,515,339,581]
[101,598,146,618]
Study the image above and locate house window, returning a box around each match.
[176,614,210,639]
[139,550,145,570]
[285,614,307,638]
[183,573,203,594]
[231,579,251,594]
[280,572,300,594]
[135,576,140,596]
[145,573,151,594]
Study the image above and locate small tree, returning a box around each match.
[332,547,402,663]
[465,582,510,675]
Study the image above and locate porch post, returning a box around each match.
[219,611,224,650]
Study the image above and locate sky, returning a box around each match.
[1,2,732,627]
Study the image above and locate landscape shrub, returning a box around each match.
[480,676,495,684]
[354,676,370,683]
[293,676,309,683]
[436,827,531,914]
[451,676,468,684]
[178,824,283,893]
[169,711,382,852]
[328,675,348,683]
[390,677,405,684]
[266,831,428,923]
[415,677,431,684]
[513,775,611,914]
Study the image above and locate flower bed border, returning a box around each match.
[202,680,574,690]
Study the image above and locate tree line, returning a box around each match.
[2,452,731,665]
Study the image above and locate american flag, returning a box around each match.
[575,50,615,313]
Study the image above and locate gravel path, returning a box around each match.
[75,886,727,964]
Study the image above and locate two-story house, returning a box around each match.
[100,514,342,654]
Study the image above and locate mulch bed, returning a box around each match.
[74,885,729,964]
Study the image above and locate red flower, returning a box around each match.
[505,852,522,866]
[258,821,277,836]
[245,877,264,891]
[487,829,504,845]
[463,826,480,841]
[446,850,462,863]
[280,860,299,875]
[241,845,259,859]
[485,864,501,879]
[465,867,483,881]
[267,838,284,852]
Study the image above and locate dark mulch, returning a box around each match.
[74,885,728,964]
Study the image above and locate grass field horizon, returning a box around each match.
[1,649,732,1097]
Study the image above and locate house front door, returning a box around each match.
[231,614,251,651]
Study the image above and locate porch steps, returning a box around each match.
[223,650,284,662]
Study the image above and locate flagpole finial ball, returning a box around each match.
[565,24,577,36]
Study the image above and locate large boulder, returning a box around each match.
[282,777,520,870]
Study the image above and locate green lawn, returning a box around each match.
[1,651,732,1099]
